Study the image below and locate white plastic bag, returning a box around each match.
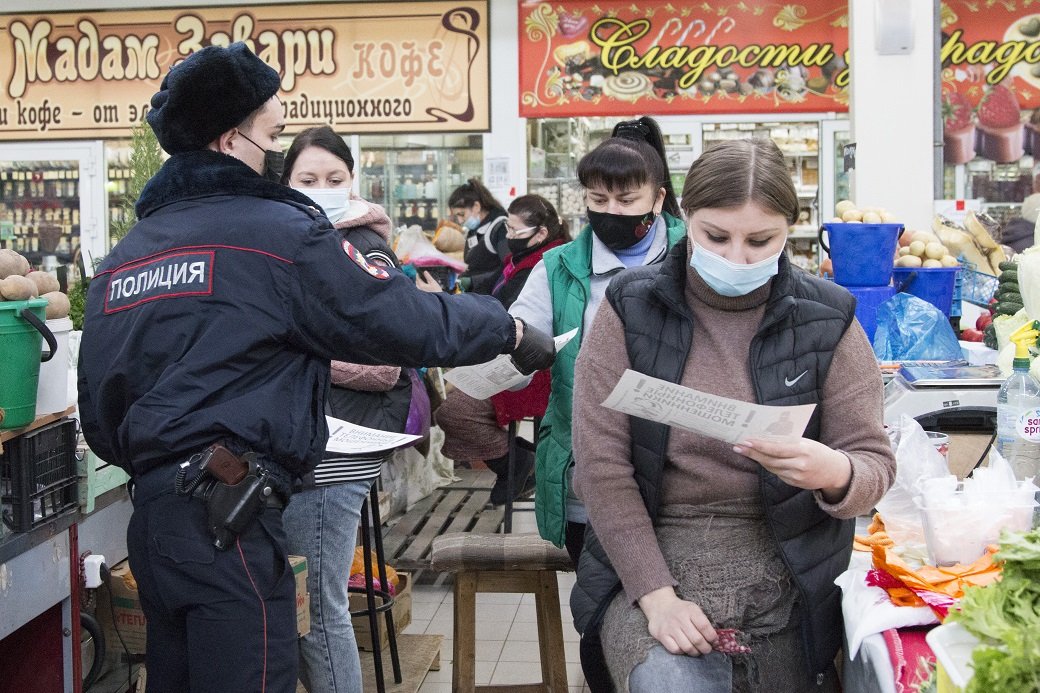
[393,224,467,272]
[916,448,1039,566]
[1015,247,1040,320]
[875,415,949,547]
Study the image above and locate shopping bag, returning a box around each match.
[872,293,963,361]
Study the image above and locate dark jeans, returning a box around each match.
[565,521,615,693]
[127,467,297,693]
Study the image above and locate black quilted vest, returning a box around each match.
[570,243,857,684]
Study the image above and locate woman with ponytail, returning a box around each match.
[447,177,510,294]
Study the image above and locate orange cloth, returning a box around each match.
[853,514,894,552]
[855,513,1002,615]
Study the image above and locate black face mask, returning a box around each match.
[507,236,535,256]
[239,132,285,183]
[586,209,656,250]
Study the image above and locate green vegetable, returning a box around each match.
[999,270,1019,283]
[1000,292,1023,305]
[997,282,1020,296]
[948,528,1040,693]
[984,323,998,350]
[998,301,1025,316]
[999,260,1018,271]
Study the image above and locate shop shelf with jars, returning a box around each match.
[0,167,82,271]
[358,135,482,233]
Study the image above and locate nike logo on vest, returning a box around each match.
[785,370,808,387]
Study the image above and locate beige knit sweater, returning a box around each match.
[572,250,896,603]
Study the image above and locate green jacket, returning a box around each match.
[535,213,686,546]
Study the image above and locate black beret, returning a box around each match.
[147,42,281,154]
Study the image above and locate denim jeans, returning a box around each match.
[284,479,375,693]
[628,645,732,693]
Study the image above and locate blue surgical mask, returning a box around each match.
[690,243,782,296]
[298,187,351,224]
[463,215,480,231]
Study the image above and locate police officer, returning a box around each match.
[77,43,555,693]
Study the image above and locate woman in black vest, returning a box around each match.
[570,139,896,692]
[447,177,510,294]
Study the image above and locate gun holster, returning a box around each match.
[205,467,274,551]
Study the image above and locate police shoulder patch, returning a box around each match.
[342,239,390,280]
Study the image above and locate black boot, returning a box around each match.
[487,439,536,506]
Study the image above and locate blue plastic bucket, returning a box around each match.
[847,285,897,343]
[819,223,903,287]
[892,267,961,317]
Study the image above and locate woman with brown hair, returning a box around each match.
[570,139,896,692]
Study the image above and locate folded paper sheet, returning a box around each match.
[602,369,816,444]
[444,328,578,399]
[325,416,421,455]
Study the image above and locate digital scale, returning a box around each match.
[883,364,1000,432]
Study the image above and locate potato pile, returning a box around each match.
[895,230,961,268]
[0,248,71,319]
[831,200,897,224]
[830,200,961,270]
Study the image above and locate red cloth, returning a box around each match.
[490,368,550,426]
[882,627,936,693]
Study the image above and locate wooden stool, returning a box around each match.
[431,533,573,693]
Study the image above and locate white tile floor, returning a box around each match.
[401,499,591,693]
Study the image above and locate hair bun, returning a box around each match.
[613,119,652,143]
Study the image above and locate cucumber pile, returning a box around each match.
[984,260,1021,349]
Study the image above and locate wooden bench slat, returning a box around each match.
[399,490,468,564]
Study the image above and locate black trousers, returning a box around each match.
[127,467,298,693]
[565,521,615,693]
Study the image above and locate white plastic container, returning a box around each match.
[919,482,1037,566]
[35,316,73,416]
[926,622,979,691]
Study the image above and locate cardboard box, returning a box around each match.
[349,572,412,651]
[97,560,147,655]
[290,555,311,637]
[97,555,311,658]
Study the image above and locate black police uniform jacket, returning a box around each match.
[570,244,856,685]
[78,150,516,480]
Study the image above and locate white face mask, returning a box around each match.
[299,187,351,224]
[690,243,783,296]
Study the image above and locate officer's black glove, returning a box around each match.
[509,318,556,375]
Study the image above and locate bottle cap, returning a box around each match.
[1009,321,1040,370]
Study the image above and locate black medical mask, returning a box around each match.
[239,132,285,183]
[508,236,536,256]
[586,209,656,250]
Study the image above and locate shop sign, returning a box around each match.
[518,0,850,118]
[940,2,1040,165]
[0,1,489,140]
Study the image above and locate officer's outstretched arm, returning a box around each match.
[288,231,546,369]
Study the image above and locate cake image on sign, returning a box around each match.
[942,91,976,164]
[603,71,653,101]
[976,84,1023,163]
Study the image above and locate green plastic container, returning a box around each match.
[0,297,56,429]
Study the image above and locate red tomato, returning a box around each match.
[961,328,985,342]
[976,313,993,331]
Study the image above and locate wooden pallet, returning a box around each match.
[382,469,504,571]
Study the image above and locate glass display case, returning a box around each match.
[527,117,701,234]
[943,151,1034,228]
[356,134,483,233]
[0,141,105,280]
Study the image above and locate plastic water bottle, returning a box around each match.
[996,339,1040,480]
